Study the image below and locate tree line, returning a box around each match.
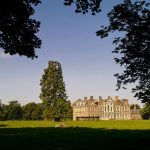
[1,100,150,120]
[0,100,72,121]
[0,100,41,121]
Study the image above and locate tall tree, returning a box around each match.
[64,0,150,103]
[0,0,41,58]
[40,61,72,121]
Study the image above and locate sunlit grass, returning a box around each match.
[0,120,56,128]
[67,120,150,129]
[0,120,150,129]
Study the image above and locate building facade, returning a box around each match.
[72,96,141,120]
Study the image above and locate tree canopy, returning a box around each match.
[22,102,37,120]
[0,0,41,58]
[6,101,22,120]
[64,0,102,15]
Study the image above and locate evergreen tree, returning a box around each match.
[40,61,72,121]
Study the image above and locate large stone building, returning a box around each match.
[72,96,141,120]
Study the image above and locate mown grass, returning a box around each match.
[0,120,150,150]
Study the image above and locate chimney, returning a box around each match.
[99,96,102,100]
[115,96,119,102]
[84,96,87,100]
[108,96,112,99]
[90,96,93,100]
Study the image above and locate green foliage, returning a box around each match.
[0,100,5,120]
[130,104,140,109]
[22,102,37,120]
[0,102,8,121]
[40,61,67,105]
[42,107,53,120]
[22,102,44,120]
[141,103,150,119]
[43,99,72,121]
[0,100,45,120]
[0,0,41,58]
[6,101,22,120]
[0,112,4,121]
[40,61,72,120]
[31,103,44,120]
[0,103,6,121]
[64,0,102,15]
[0,100,44,121]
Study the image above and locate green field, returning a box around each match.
[0,120,150,150]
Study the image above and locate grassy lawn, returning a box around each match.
[0,120,150,150]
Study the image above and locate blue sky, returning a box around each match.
[0,0,142,106]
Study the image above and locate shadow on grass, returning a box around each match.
[0,124,8,127]
[0,127,150,150]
